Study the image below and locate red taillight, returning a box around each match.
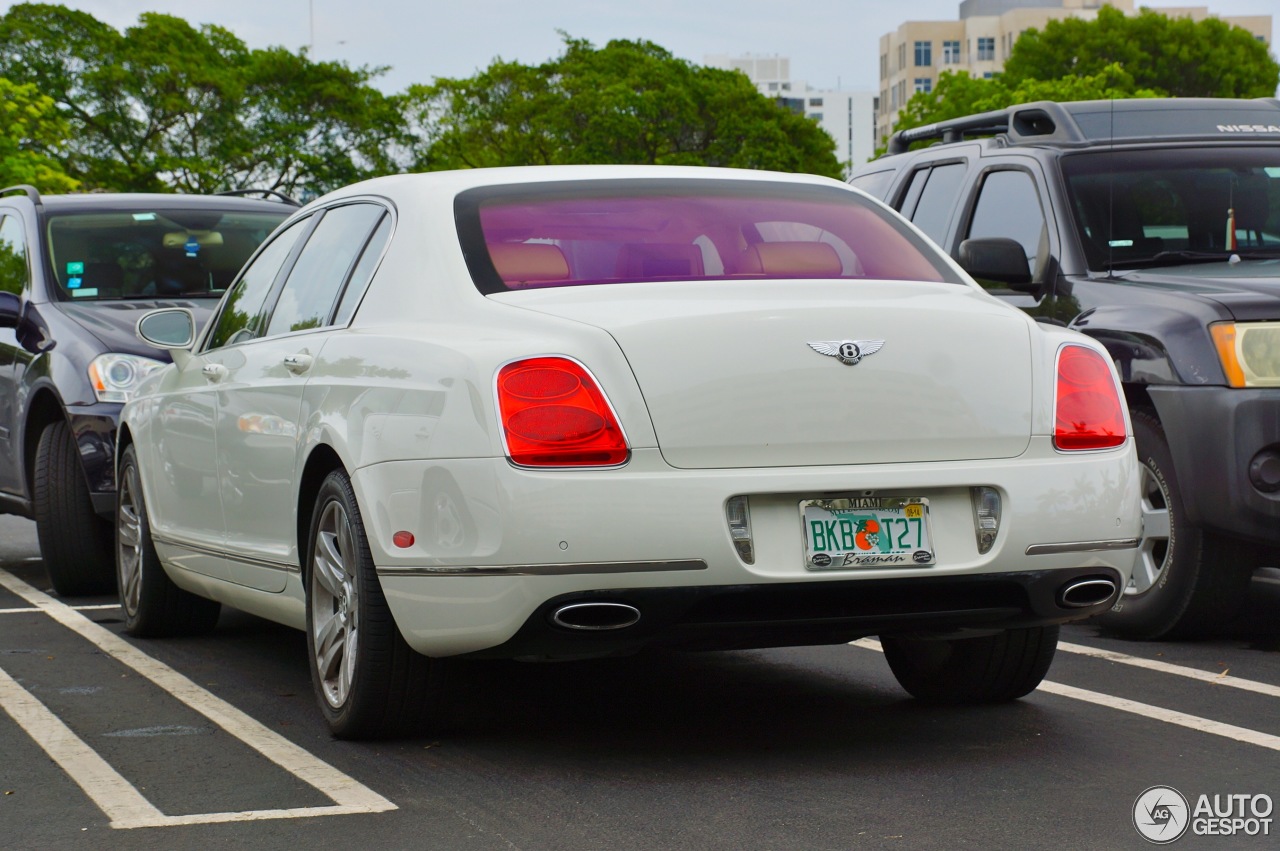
[496,357,629,467]
[1054,345,1126,451]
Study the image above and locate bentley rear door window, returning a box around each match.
[265,203,385,337]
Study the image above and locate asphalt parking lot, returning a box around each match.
[1,513,1277,850]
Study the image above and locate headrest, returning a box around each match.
[741,242,842,277]
[488,242,569,285]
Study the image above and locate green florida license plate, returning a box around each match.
[801,497,935,570]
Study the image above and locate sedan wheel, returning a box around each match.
[116,444,221,637]
[310,499,360,710]
[305,469,447,739]
[882,626,1058,703]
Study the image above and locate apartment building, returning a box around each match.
[878,1,1274,144]
[705,54,878,173]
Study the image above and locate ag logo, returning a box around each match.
[1133,785,1189,844]
[807,339,885,366]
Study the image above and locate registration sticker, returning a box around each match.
[801,497,934,569]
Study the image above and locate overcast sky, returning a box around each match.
[1,1,1275,93]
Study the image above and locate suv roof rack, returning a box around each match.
[886,97,1280,156]
[0,184,43,209]
[216,188,302,207]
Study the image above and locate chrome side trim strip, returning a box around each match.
[1025,538,1141,556]
[152,534,300,574]
[376,559,708,578]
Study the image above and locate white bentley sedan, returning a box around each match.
[117,166,1141,738]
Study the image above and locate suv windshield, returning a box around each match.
[45,209,287,300]
[1060,146,1280,270]
[456,179,963,293]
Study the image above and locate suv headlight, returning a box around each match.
[87,354,167,403]
[1210,322,1280,388]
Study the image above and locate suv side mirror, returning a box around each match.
[957,238,1035,290]
[0,291,19,328]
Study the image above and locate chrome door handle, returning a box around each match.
[283,353,313,375]
[201,363,227,382]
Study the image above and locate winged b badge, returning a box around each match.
[807,339,885,366]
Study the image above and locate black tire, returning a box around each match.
[1095,410,1254,640]
[34,420,115,596]
[116,445,221,637]
[305,469,447,739]
[882,626,1059,703]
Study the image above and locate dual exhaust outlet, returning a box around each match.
[550,576,1118,632]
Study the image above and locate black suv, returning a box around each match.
[851,97,1280,639]
[0,187,292,595]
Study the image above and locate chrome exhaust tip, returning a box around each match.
[551,602,642,631]
[1057,577,1118,609]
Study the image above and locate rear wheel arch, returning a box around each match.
[297,444,345,580]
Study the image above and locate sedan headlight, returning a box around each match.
[1211,322,1280,388]
[87,353,167,403]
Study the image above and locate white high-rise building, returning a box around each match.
[705,54,878,173]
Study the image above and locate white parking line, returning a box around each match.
[0,664,165,826]
[1057,641,1280,698]
[0,603,121,615]
[0,569,395,829]
[849,638,1280,753]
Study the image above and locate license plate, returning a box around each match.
[801,497,935,570]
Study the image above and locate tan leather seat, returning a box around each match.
[488,243,570,286]
[740,242,842,277]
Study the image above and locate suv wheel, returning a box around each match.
[33,421,115,596]
[1095,410,1254,639]
[882,626,1058,703]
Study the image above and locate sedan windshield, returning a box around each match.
[45,209,287,300]
[456,179,964,293]
[1060,146,1280,270]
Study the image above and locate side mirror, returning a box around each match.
[957,237,1034,290]
[0,291,19,329]
[137,307,196,349]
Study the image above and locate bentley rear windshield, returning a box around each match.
[456,179,965,293]
[1060,146,1280,270]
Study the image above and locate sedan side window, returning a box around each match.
[333,213,391,327]
[265,203,385,337]
[0,214,27,296]
[966,170,1049,276]
[206,218,309,350]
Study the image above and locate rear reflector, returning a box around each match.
[497,357,629,467]
[1054,345,1126,451]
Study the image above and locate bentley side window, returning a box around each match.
[265,203,386,337]
[205,217,309,350]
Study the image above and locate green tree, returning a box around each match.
[407,35,842,178]
[0,3,405,194]
[1003,5,1279,98]
[0,77,78,192]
